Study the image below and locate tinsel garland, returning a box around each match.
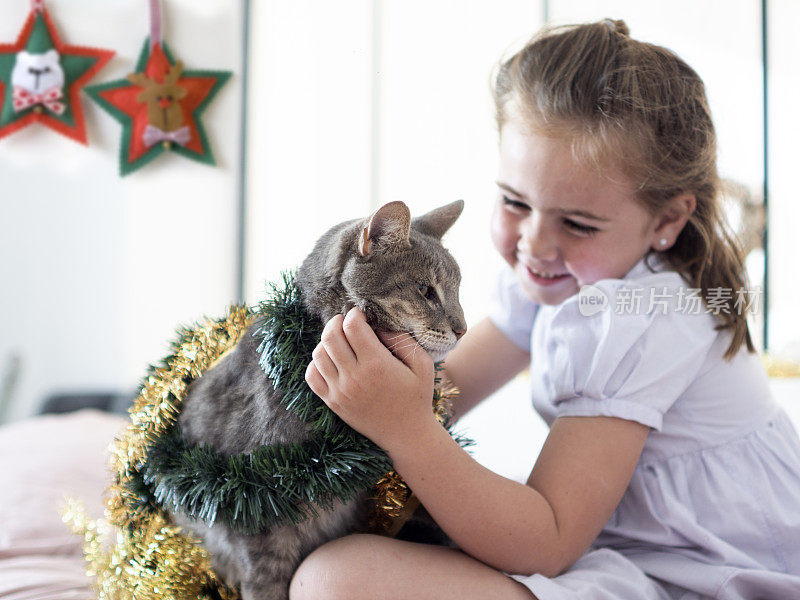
[144,424,393,533]
[64,274,465,600]
[254,274,356,439]
[65,304,251,600]
[762,353,800,378]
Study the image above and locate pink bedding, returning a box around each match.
[0,410,126,600]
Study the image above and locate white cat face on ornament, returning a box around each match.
[11,49,64,93]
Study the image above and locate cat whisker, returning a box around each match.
[383,335,410,348]
[382,333,407,343]
[385,330,429,357]
[389,331,417,344]
[388,341,419,354]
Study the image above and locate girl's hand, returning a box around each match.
[305,307,436,453]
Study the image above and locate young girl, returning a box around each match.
[292,19,800,600]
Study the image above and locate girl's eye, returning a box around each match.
[564,219,599,236]
[418,284,438,302]
[502,196,529,211]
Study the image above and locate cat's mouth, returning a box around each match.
[407,331,455,364]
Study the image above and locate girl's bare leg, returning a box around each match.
[289,533,537,600]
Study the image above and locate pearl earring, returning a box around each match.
[659,238,668,247]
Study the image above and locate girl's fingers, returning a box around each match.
[305,361,329,398]
[341,307,387,362]
[311,342,338,381]
[320,313,357,370]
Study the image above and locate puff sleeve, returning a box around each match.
[539,275,720,431]
[488,266,539,353]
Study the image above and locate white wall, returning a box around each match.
[244,0,546,327]
[0,0,244,421]
[244,0,374,301]
[768,0,800,358]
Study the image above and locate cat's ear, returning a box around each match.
[411,200,464,239]
[358,201,411,257]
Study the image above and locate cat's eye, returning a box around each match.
[417,284,438,302]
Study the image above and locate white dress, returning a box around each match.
[489,255,800,600]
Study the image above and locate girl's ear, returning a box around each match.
[358,201,412,257]
[652,193,696,250]
[411,199,465,239]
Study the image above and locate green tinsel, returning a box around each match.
[253,273,357,440]
[144,425,392,533]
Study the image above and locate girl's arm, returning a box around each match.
[442,316,530,421]
[389,411,649,576]
[306,308,650,577]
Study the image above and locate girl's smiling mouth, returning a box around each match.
[519,262,572,285]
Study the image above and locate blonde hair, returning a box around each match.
[492,19,755,360]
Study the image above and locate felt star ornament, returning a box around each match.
[0,0,114,144]
[86,39,230,176]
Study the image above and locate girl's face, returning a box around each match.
[491,120,661,306]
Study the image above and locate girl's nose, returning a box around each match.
[519,214,559,262]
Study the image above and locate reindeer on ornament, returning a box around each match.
[127,60,190,149]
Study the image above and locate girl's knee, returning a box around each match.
[289,534,382,600]
[290,533,539,600]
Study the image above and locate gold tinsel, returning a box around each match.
[63,499,237,600]
[64,305,251,600]
[762,353,800,378]
[64,304,459,600]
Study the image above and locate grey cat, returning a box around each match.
[172,200,467,600]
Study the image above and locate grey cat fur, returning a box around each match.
[172,200,467,600]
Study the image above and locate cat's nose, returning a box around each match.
[454,328,466,340]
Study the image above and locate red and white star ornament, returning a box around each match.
[86,0,230,175]
[0,0,114,143]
